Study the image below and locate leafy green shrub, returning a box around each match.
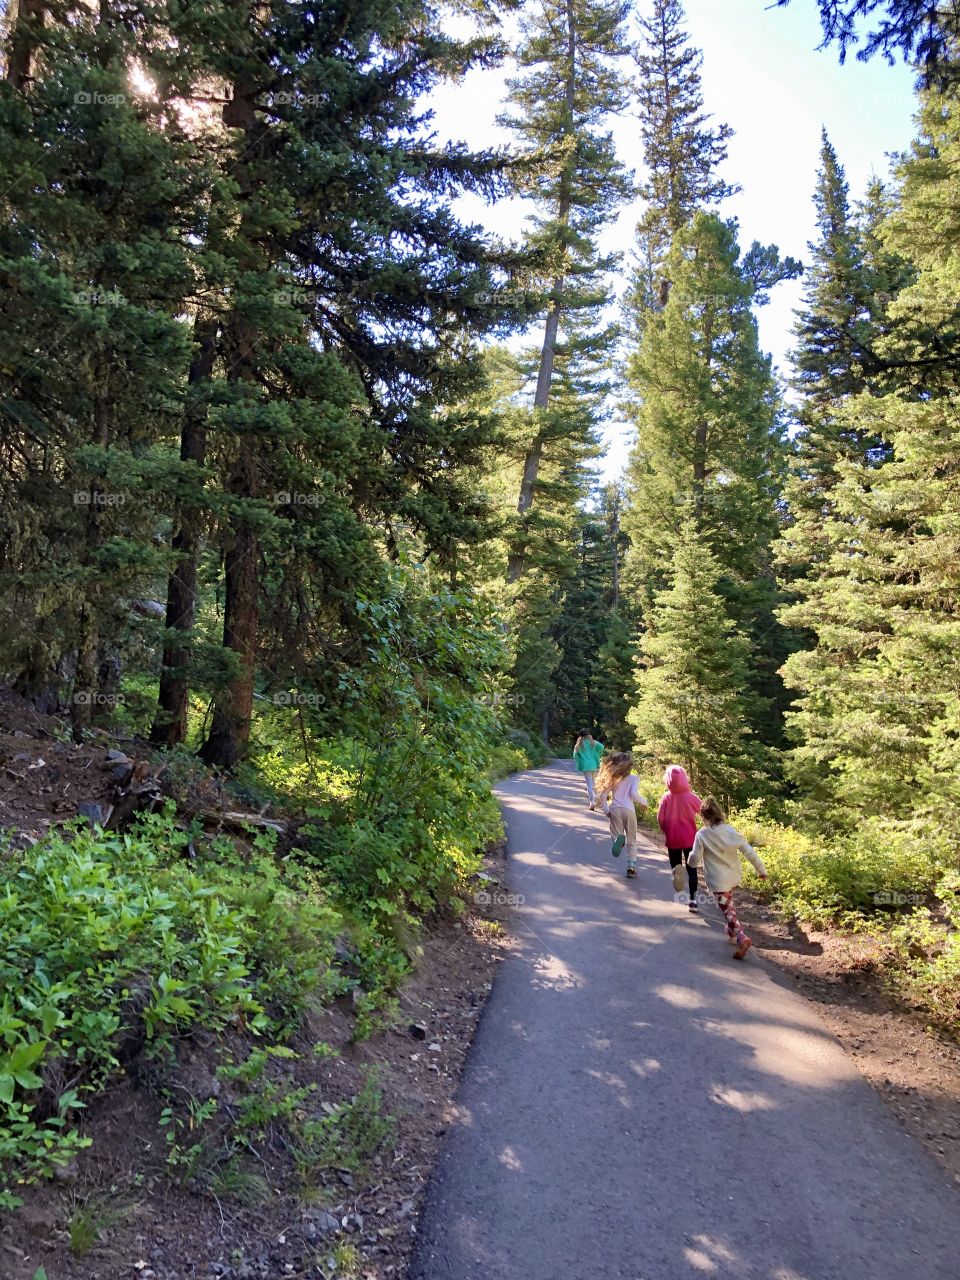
[504,727,548,769]
[735,805,951,925]
[878,873,960,1033]
[0,811,342,1205]
[487,741,529,780]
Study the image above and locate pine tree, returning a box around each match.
[630,0,736,307]
[777,0,960,90]
[775,137,916,760]
[0,0,208,732]
[0,0,524,765]
[792,131,878,408]
[628,527,765,801]
[500,0,632,581]
[776,133,894,623]
[623,214,785,604]
[780,80,960,822]
[151,0,519,766]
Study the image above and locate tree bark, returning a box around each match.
[151,313,218,748]
[507,0,577,583]
[3,0,43,90]
[693,310,713,520]
[72,384,110,742]
[200,43,263,769]
[199,442,259,769]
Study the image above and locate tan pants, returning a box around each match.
[607,803,637,859]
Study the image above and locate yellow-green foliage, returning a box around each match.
[735,804,951,925]
[879,873,960,1035]
[733,808,960,1033]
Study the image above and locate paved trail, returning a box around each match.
[410,761,959,1280]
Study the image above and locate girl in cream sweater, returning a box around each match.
[688,796,767,959]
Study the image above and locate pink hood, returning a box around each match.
[657,766,702,849]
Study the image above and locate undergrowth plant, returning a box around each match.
[0,811,341,1206]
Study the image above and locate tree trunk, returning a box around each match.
[200,46,263,769]
[151,313,217,748]
[3,0,43,89]
[507,0,577,583]
[609,496,621,612]
[72,386,110,742]
[693,311,713,519]
[199,443,259,769]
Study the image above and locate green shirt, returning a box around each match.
[573,739,604,772]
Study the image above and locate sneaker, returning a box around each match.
[588,803,596,811]
[626,860,637,878]
[611,834,625,857]
[687,899,699,912]
[672,864,686,894]
[732,937,753,960]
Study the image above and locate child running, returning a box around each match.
[572,730,605,809]
[657,764,702,912]
[595,752,648,879]
[688,797,767,959]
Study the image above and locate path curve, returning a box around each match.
[410,760,959,1280]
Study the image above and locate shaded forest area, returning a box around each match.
[1,0,960,1259]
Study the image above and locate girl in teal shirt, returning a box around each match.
[572,730,604,809]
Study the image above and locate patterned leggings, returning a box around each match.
[714,890,746,944]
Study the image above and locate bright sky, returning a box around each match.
[427,0,919,479]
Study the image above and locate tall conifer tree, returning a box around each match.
[629,528,765,800]
[780,80,960,821]
[500,0,632,581]
[630,0,736,313]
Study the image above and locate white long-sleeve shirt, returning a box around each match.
[606,774,648,809]
[688,822,766,893]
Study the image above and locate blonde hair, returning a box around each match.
[701,795,726,825]
[596,752,632,796]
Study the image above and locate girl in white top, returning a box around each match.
[688,796,767,959]
[595,753,649,879]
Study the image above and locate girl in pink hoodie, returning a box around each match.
[657,765,703,911]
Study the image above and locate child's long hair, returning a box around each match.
[701,796,726,825]
[596,751,632,796]
[573,728,593,755]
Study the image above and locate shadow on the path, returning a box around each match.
[411,763,959,1280]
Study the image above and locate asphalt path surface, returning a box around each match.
[410,760,960,1280]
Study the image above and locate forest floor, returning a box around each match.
[1,708,959,1276]
[0,689,511,1280]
